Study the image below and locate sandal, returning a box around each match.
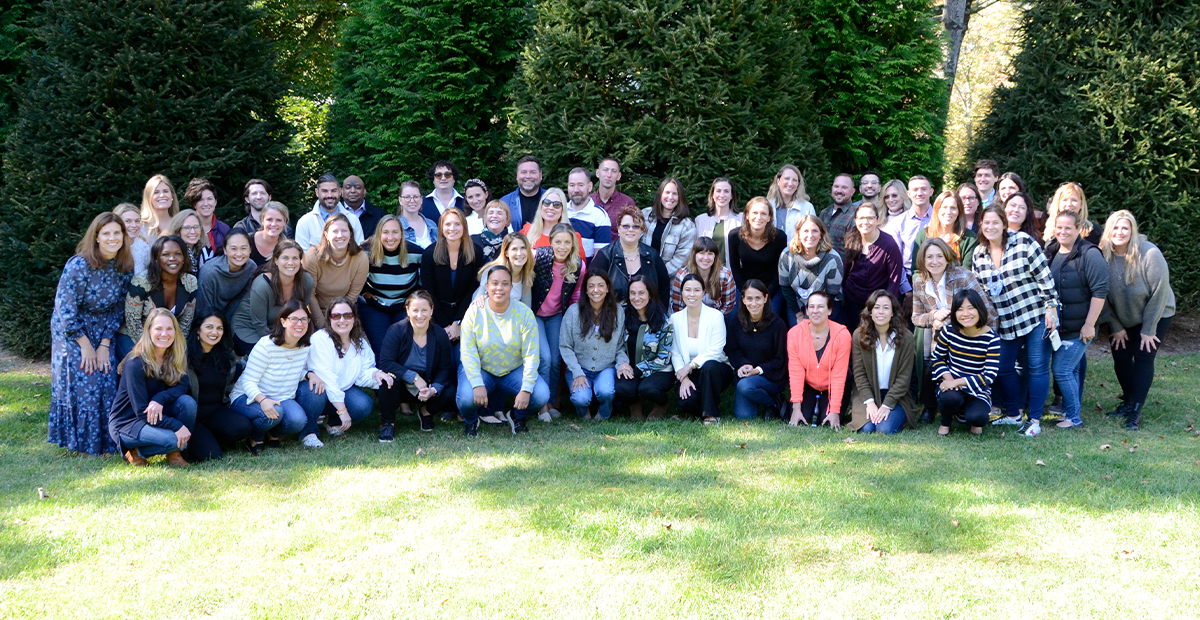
[246,440,264,456]
[1055,420,1081,429]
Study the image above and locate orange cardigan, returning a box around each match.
[787,319,852,411]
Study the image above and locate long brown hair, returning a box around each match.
[119,308,187,385]
[855,290,905,351]
[926,190,965,259]
[651,177,690,222]
[315,213,364,264]
[367,214,408,268]
[842,202,880,264]
[322,296,367,358]
[578,271,619,341]
[683,236,725,301]
[739,196,778,244]
[977,206,1009,254]
[76,212,134,272]
[432,208,475,266]
[267,239,307,305]
[736,279,776,333]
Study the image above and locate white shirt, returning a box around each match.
[307,330,380,404]
[427,189,464,216]
[875,333,897,391]
[294,202,366,251]
[925,272,951,311]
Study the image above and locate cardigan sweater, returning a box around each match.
[196,255,258,322]
[307,330,381,405]
[669,304,729,371]
[377,319,454,395]
[230,337,310,404]
[108,357,190,447]
[588,242,672,309]
[786,319,852,409]
[642,209,697,273]
[726,227,788,297]
[558,302,629,375]
[778,249,845,316]
[123,273,199,340]
[420,242,485,328]
[724,312,789,384]
[229,272,315,346]
[1104,238,1175,334]
[847,328,918,431]
[302,248,369,330]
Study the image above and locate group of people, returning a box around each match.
[47,156,1175,467]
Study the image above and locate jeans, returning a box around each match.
[456,366,550,424]
[187,405,253,462]
[114,333,135,363]
[230,381,321,441]
[358,299,406,358]
[860,390,907,434]
[614,369,674,406]
[1111,317,1173,406]
[536,314,564,405]
[119,396,197,457]
[733,374,783,420]
[295,385,375,434]
[997,319,1052,420]
[771,295,788,327]
[678,360,734,419]
[569,367,617,419]
[937,390,990,428]
[1051,337,1089,426]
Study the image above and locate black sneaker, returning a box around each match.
[464,421,478,437]
[510,417,528,434]
[1049,396,1064,416]
[441,411,457,423]
[378,423,395,443]
[919,409,935,425]
[419,414,434,433]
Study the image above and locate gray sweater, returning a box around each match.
[558,303,629,375]
[230,272,316,345]
[1105,238,1175,334]
[197,255,258,322]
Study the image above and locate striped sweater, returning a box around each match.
[230,336,310,403]
[929,325,1000,406]
[362,243,421,308]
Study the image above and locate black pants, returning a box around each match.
[1112,317,1172,406]
[615,369,675,406]
[677,361,733,419]
[936,390,990,428]
[797,383,847,425]
[377,382,456,424]
[187,405,253,462]
[234,336,257,357]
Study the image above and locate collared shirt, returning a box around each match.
[566,198,613,258]
[426,189,464,216]
[818,202,857,257]
[981,188,997,209]
[590,189,636,237]
[875,333,897,392]
[294,202,365,251]
[886,205,932,271]
[772,198,816,244]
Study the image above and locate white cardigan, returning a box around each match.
[669,304,729,371]
[307,330,381,404]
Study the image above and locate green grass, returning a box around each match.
[1,356,1199,619]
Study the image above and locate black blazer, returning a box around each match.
[378,319,455,394]
[420,242,485,327]
[420,195,467,224]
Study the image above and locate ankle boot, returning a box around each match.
[124,449,147,467]
[1124,402,1143,431]
[647,404,667,420]
[165,451,190,468]
[1106,398,1132,417]
[629,403,644,421]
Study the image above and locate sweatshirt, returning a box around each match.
[196,255,258,321]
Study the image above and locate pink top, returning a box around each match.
[537,262,582,317]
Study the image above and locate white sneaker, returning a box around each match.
[301,433,325,448]
[538,411,553,423]
[1019,420,1041,437]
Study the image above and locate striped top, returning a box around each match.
[971,232,1058,339]
[230,336,310,403]
[929,325,1000,406]
[363,243,421,308]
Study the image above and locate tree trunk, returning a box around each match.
[943,0,973,92]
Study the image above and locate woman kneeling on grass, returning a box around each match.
[302,297,393,439]
[786,290,851,429]
[670,274,733,425]
[185,313,252,462]
[614,275,675,421]
[229,301,325,453]
[560,271,628,421]
[108,309,197,467]
[847,291,916,435]
[377,291,457,439]
[724,279,789,420]
[930,289,1000,436]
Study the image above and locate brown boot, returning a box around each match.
[165,451,190,468]
[647,405,667,420]
[629,403,644,421]
[124,450,147,467]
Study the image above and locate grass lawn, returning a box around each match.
[1,355,1199,619]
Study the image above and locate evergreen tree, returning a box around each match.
[964,0,1200,304]
[0,0,36,169]
[0,0,301,357]
[507,0,830,204]
[326,0,530,200]
[798,0,948,181]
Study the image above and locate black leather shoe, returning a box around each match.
[1124,403,1142,431]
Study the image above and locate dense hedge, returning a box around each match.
[506,0,830,204]
[962,0,1200,305]
[0,0,301,357]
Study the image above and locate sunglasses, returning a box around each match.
[542,200,563,208]
[433,172,454,180]
[330,312,355,321]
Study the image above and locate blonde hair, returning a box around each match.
[479,232,534,291]
[548,223,582,284]
[527,187,567,241]
[878,179,911,228]
[926,190,965,260]
[168,209,211,250]
[1045,182,1092,242]
[765,164,809,207]
[787,215,832,255]
[367,215,408,268]
[139,174,179,236]
[261,201,290,224]
[432,208,476,266]
[1100,210,1143,286]
[119,308,187,385]
[483,199,512,231]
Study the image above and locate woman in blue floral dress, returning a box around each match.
[48,213,135,455]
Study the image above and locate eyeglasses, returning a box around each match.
[285,316,309,325]
[400,195,421,202]
[854,216,876,222]
[542,200,563,208]
[330,312,354,321]
[181,225,202,232]
[433,172,454,180]
[619,224,640,231]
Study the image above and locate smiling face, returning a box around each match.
[628,281,650,313]
[742,287,766,319]
[746,201,771,231]
[247,184,271,211]
[1004,196,1028,231]
[506,238,528,267]
[1054,214,1079,247]
[516,162,542,193]
[152,182,174,212]
[329,302,355,337]
[317,181,341,212]
[1059,190,1082,213]
[195,190,217,219]
[159,240,184,275]
[958,188,979,219]
[870,296,894,329]
[859,174,881,198]
[407,297,432,330]
[198,316,224,348]
[778,169,800,200]
[119,211,142,240]
[908,179,933,207]
[831,175,854,205]
[997,178,1020,203]
[694,250,716,272]
[806,294,829,325]
[567,171,592,207]
[325,220,351,252]
[937,200,959,228]
[883,185,905,214]
[225,234,250,270]
[465,186,488,213]
[486,269,513,305]
[277,247,302,279]
[380,220,403,252]
[618,215,643,245]
[681,279,704,308]
[980,211,1005,243]
[341,176,365,208]
[399,186,423,215]
[712,181,732,210]
[485,205,508,233]
[179,214,202,246]
[539,197,563,226]
[955,298,980,328]
[659,182,679,215]
[923,244,947,277]
[442,214,464,243]
[1109,217,1133,249]
[550,231,574,262]
[281,308,309,343]
[854,205,878,236]
[262,208,286,238]
[799,220,823,253]
[148,314,176,351]
[98,222,125,259]
[585,274,608,306]
[974,168,996,194]
[432,167,455,191]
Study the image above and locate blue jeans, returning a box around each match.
[230,381,321,441]
[456,366,550,424]
[860,392,907,435]
[770,295,789,327]
[997,319,1052,420]
[114,333,135,363]
[119,395,197,456]
[733,375,783,420]
[568,367,616,419]
[1052,338,1088,426]
[295,384,375,433]
[537,313,564,405]
[358,299,406,358]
